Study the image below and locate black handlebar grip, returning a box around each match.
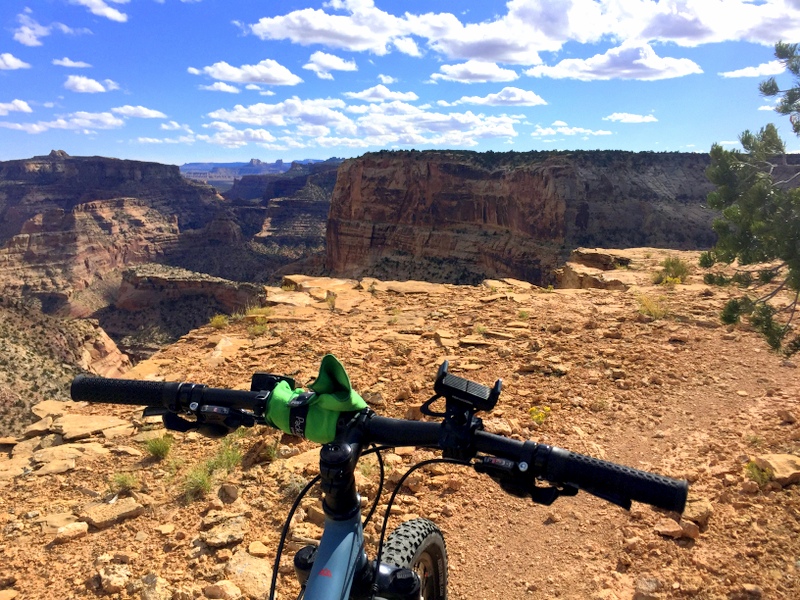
[71,375,179,407]
[544,446,688,513]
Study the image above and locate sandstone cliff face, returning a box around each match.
[0,198,180,315]
[325,150,720,284]
[0,151,220,242]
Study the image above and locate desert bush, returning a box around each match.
[745,461,772,487]
[145,435,173,460]
[209,314,228,329]
[637,294,668,320]
[652,257,690,284]
[109,472,138,494]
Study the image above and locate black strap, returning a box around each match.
[289,392,315,437]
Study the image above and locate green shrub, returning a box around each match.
[109,472,138,494]
[145,435,173,460]
[183,463,212,500]
[528,405,551,425]
[698,251,716,268]
[745,461,772,487]
[209,314,228,329]
[652,257,690,284]
[208,438,242,473]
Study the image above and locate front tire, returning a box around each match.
[382,518,448,600]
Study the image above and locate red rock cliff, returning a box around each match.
[325,150,720,284]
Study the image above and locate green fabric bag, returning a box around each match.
[265,354,367,443]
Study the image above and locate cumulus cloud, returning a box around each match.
[719,60,785,78]
[190,59,302,86]
[0,100,33,116]
[14,10,92,47]
[68,0,129,23]
[249,1,416,56]
[64,75,119,93]
[531,122,612,137]
[202,92,523,150]
[112,105,167,118]
[442,87,546,107]
[431,61,519,83]
[603,112,658,123]
[196,122,279,148]
[378,74,397,84]
[344,85,418,102]
[0,110,124,134]
[303,51,357,80]
[207,97,352,130]
[0,53,31,70]
[53,57,92,68]
[526,42,703,81]
[200,82,240,93]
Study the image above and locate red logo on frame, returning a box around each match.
[319,568,333,577]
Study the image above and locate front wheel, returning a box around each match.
[382,518,448,600]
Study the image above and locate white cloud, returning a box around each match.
[719,60,785,78]
[378,74,397,84]
[197,122,278,148]
[112,105,167,118]
[64,75,119,93]
[303,51,357,80]
[200,82,240,93]
[444,87,546,107]
[68,0,129,23]
[526,42,703,81]
[161,121,193,133]
[431,60,519,83]
[207,97,353,130]
[344,84,418,102]
[192,59,303,86]
[249,1,416,56]
[531,123,612,137]
[12,13,89,46]
[603,112,658,123]
[0,53,31,70]
[0,100,33,116]
[53,57,92,68]
[0,111,124,134]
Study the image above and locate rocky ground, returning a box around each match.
[1,248,799,599]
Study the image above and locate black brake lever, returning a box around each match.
[474,456,579,506]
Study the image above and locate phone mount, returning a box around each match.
[421,361,502,461]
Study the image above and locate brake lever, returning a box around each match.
[474,456,578,506]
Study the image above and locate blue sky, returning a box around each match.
[2,0,800,165]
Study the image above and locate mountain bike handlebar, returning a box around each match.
[70,373,688,514]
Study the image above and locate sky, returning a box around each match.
[2,0,800,166]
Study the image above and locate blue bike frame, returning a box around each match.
[303,511,367,600]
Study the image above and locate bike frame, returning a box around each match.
[303,511,367,600]
[295,437,421,600]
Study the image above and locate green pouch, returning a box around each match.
[265,354,367,443]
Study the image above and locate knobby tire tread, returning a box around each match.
[382,518,448,600]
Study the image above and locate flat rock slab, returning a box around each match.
[754,453,800,487]
[41,512,78,534]
[31,400,86,420]
[200,516,248,547]
[33,442,109,463]
[361,278,449,295]
[53,414,129,441]
[34,458,76,476]
[80,497,144,529]
[0,457,32,481]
